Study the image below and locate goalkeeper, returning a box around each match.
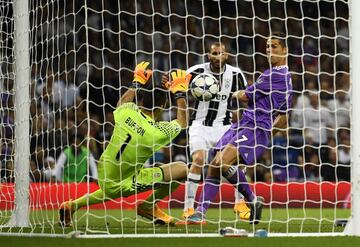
[59,62,192,226]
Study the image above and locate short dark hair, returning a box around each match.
[209,41,226,51]
[140,87,168,111]
[270,32,287,48]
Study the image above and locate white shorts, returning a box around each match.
[189,124,231,155]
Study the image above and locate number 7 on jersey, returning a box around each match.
[234,134,248,143]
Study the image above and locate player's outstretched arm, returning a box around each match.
[232,90,249,105]
[175,97,187,129]
[163,69,192,129]
[272,114,288,136]
[117,61,153,107]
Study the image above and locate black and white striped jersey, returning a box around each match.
[187,62,247,127]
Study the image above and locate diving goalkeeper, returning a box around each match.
[59,62,192,226]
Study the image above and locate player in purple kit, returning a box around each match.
[181,32,292,225]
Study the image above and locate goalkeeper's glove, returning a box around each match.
[164,69,192,99]
[132,61,153,87]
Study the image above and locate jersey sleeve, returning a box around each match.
[235,71,247,90]
[116,102,138,111]
[229,71,248,110]
[245,76,271,97]
[113,102,138,124]
[155,120,182,141]
[52,152,67,181]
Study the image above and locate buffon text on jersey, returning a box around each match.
[125,117,146,136]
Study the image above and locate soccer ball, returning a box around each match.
[190,73,220,101]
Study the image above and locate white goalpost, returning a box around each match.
[344,0,360,236]
[6,0,30,228]
[0,0,359,238]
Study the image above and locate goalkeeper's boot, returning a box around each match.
[182,208,195,219]
[234,199,251,220]
[59,200,75,227]
[249,196,264,224]
[176,212,206,225]
[137,204,175,226]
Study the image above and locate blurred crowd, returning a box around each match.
[0,0,350,183]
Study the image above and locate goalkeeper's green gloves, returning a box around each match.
[163,69,192,99]
[132,61,153,87]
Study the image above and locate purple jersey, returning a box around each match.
[213,65,292,165]
[243,66,292,130]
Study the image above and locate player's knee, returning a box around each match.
[192,152,205,168]
[210,155,222,168]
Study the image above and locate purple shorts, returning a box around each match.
[213,120,270,165]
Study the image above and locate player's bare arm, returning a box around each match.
[117,61,153,107]
[117,87,136,107]
[175,97,188,129]
[161,72,188,128]
[272,114,288,136]
[232,90,249,105]
[163,69,192,129]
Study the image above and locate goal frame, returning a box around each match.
[343,0,360,236]
[2,0,359,237]
[6,0,30,228]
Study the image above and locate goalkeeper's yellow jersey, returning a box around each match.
[100,102,182,180]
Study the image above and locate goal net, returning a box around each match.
[0,0,357,237]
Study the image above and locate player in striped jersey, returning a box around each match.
[180,42,251,221]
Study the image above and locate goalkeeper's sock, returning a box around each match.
[72,188,106,211]
[224,166,255,202]
[184,172,201,210]
[140,182,180,210]
[196,176,220,215]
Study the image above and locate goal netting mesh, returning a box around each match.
[0,0,352,237]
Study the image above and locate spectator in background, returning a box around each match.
[320,137,337,181]
[51,133,98,183]
[303,92,335,163]
[95,111,114,154]
[36,68,76,110]
[246,149,272,183]
[30,146,55,182]
[0,139,13,182]
[299,151,321,182]
[337,129,351,181]
[289,80,317,148]
[67,96,87,126]
[36,69,57,128]
[321,137,350,182]
[50,118,69,159]
[327,91,350,128]
[272,132,300,182]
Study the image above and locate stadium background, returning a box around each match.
[0,0,350,215]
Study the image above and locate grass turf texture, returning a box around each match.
[0,208,350,235]
[2,236,360,247]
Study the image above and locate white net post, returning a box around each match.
[7,0,30,227]
[345,0,360,236]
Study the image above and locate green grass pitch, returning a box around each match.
[1,208,360,247]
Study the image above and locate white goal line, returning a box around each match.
[0,232,348,238]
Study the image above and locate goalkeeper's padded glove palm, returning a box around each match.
[167,69,192,94]
[133,61,153,85]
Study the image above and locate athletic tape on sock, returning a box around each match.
[188,172,201,182]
